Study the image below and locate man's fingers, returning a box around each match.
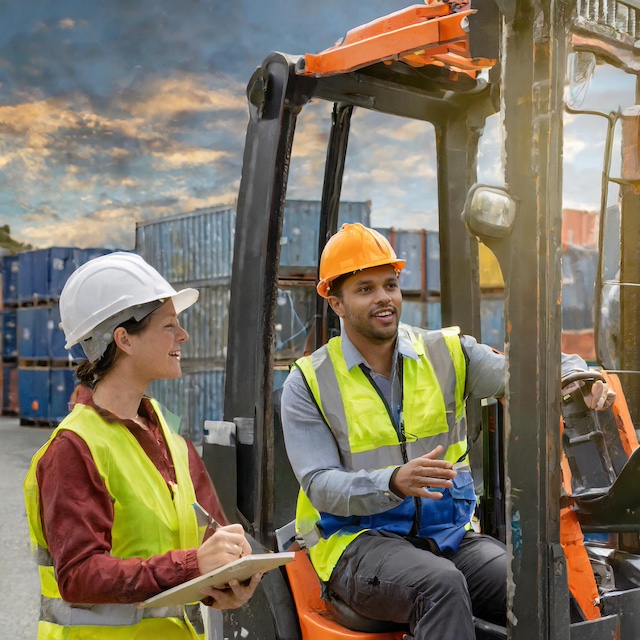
[422,445,445,460]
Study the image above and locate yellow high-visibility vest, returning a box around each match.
[24,399,206,639]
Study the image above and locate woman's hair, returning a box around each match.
[75,313,153,389]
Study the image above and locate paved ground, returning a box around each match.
[0,416,53,637]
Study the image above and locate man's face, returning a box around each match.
[328,265,402,344]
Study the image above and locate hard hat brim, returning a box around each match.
[316,258,406,298]
[172,287,199,314]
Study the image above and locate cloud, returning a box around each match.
[126,73,246,119]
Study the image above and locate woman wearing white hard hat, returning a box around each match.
[24,252,260,640]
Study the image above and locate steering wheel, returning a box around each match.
[561,370,605,387]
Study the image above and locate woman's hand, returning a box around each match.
[196,524,252,575]
[201,573,263,610]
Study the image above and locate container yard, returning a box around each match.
[1,202,600,430]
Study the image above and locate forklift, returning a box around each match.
[202,1,640,637]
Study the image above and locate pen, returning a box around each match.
[192,502,220,531]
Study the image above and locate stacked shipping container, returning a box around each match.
[138,202,600,443]
[138,201,372,441]
[1,248,111,424]
[2,255,20,415]
[137,206,234,443]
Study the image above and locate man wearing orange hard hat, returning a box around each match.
[281,223,613,639]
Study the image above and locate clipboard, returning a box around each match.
[138,552,295,608]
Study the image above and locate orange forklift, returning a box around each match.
[202,1,640,638]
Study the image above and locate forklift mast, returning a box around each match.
[212,1,640,638]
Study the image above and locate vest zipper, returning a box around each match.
[358,364,407,462]
[359,359,422,535]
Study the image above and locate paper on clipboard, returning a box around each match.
[138,552,295,609]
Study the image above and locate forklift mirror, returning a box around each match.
[462,184,517,240]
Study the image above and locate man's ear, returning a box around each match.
[327,295,345,318]
[113,327,133,354]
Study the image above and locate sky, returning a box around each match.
[0,0,636,249]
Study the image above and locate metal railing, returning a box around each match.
[575,0,639,40]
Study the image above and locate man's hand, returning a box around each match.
[562,376,616,411]
[201,573,263,610]
[390,445,457,500]
[196,524,252,575]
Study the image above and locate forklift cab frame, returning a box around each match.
[209,1,640,638]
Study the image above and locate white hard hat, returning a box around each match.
[60,252,199,362]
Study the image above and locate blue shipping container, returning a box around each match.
[393,230,424,294]
[425,231,440,294]
[48,305,85,362]
[374,228,440,296]
[136,207,235,284]
[480,297,505,352]
[280,201,371,270]
[18,367,50,420]
[2,362,18,413]
[400,299,442,330]
[3,255,19,306]
[148,367,225,443]
[18,306,50,359]
[49,247,76,299]
[49,368,78,422]
[18,249,50,304]
[1,309,17,358]
[562,244,598,331]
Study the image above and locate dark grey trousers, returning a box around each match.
[326,530,506,639]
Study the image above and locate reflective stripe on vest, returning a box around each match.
[40,596,203,631]
[295,324,473,581]
[24,399,205,638]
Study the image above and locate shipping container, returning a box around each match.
[400,299,442,330]
[52,247,113,300]
[3,255,19,306]
[18,249,50,304]
[280,200,371,272]
[18,366,50,420]
[2,362,18,414]
[562,330,596,364]
[561,244,598,331]
[136,206,235,285]
[76,247,113,265]
[274,284,316,363]
[48,305,86,362]
[1,309,17,358]
[49,367,78,422]
[16,247,113,305]
[177,284,230,363]
[17,306,50,360]
[562,209,598,248]
[480,296,505,352]
[374,230,503,297]
[425,231,440,294]
[49,247,76,299]
[392,230,425,294]
[147,366,226,444]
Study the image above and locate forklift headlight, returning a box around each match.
[462,184,517,240]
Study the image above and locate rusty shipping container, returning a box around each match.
[136,206,235,285]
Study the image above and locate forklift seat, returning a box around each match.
[285,550,406,640]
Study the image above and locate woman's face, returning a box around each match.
[128,299,188,381]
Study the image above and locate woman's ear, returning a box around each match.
[113,327,133,354]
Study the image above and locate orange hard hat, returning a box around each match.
[317,223,406,298]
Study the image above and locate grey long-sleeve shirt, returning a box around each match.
[280,324,589,518]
